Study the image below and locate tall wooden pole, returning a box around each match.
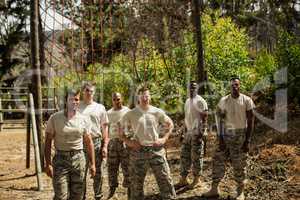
[29,93,43,191]
[192,0,205,95]
[30,0,44,169]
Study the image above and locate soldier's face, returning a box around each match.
[139,90,151,106]
[67,94,80,111]
[189,83,197,98]
[83,86,95,101]
[231,79,240,96]
[112,93,122,109]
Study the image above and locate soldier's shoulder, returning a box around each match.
[50,110,64,120]
[219,94,230,102]
[240,93,252,100]
[107,107,114,113]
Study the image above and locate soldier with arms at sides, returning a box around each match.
[107,92,130,198]
[203,77,255,200]
[79,82,109,200]
[177,81,208,188]
[45,89,96,200]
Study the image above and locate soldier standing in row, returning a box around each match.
[79,82,109,200]
[119,87,176,200]
[203,77,255,200]
[178,81,208,188]
[45,89,96,200]
[107,92,130,198]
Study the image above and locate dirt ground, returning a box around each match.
[0,123,299,200]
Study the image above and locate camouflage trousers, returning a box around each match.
[211,129,247,187]
[53,150,86,200]
[107,138,129,188]
[83,137,103,200]
[129,146,176,200]
[180,130,204,177]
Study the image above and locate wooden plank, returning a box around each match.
[2,120,26,124]
[29,93,43,190]
[0,98,3,131]
[0,87,56,90]
[0,93,28,96]
[1,98,54,102]
[0,108,57,113]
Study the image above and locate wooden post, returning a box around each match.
[29,93,43,191]
[26,94,31,168]
[30,0,44,169]
[0,98,3,132]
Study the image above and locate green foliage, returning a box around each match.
[52,11,255,112]
[203,14,250,82]
[0,0,30,82]
[276,31,300,103]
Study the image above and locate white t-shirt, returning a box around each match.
[217,93,255,129]
[121,105,173,146]
[46,111,91,151]
[184,95,208,131]
[107,106,130,139]
[79,101,109,138]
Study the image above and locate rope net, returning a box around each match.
[39,0,194,106]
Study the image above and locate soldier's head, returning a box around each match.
[230,77,240,98]
[82,82,96,103]
[64,88,81,112]
[189,81,198,98]
[112,92,123,110]
[137,86,151,107]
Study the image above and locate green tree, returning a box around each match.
[0,0,30,83]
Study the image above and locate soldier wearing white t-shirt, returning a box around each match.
[119,87,176,200]
[79,82,109,200]
[203,77,255,200]
[178,81,208,188]
[107,92,130,198]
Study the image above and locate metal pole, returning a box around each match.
[30,0,44,168]
[29,93,43,191]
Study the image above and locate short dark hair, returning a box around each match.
[190,81,198,88]
[64,88,80,109]
[230,76,240,82]
[137,86,149,95]
[82,82,95,90]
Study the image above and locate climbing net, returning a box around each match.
[39,0,196,106]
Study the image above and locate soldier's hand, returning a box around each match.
[131,140,142,151]
[45,165,53,178]
[153,138,166,147]
[241,140,250,153]
[219,138,226,151]
[102,146,108,158]
[90,164,96,178]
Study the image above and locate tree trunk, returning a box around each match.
[30,0,44,169]
[192,0,205,95]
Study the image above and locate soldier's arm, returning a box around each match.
[245,109,254,143]
[153,115,173,147]
[44,132,53,178]
[101,123,109,158]
[83,133,96,177]
[216,107,226,151]
[200,110,208,132]
[118,122,141,150]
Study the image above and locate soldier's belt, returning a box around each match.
[224,128,246,136]
[140,146,163,152]
[56,149,83,156]
[92,137,102,146]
